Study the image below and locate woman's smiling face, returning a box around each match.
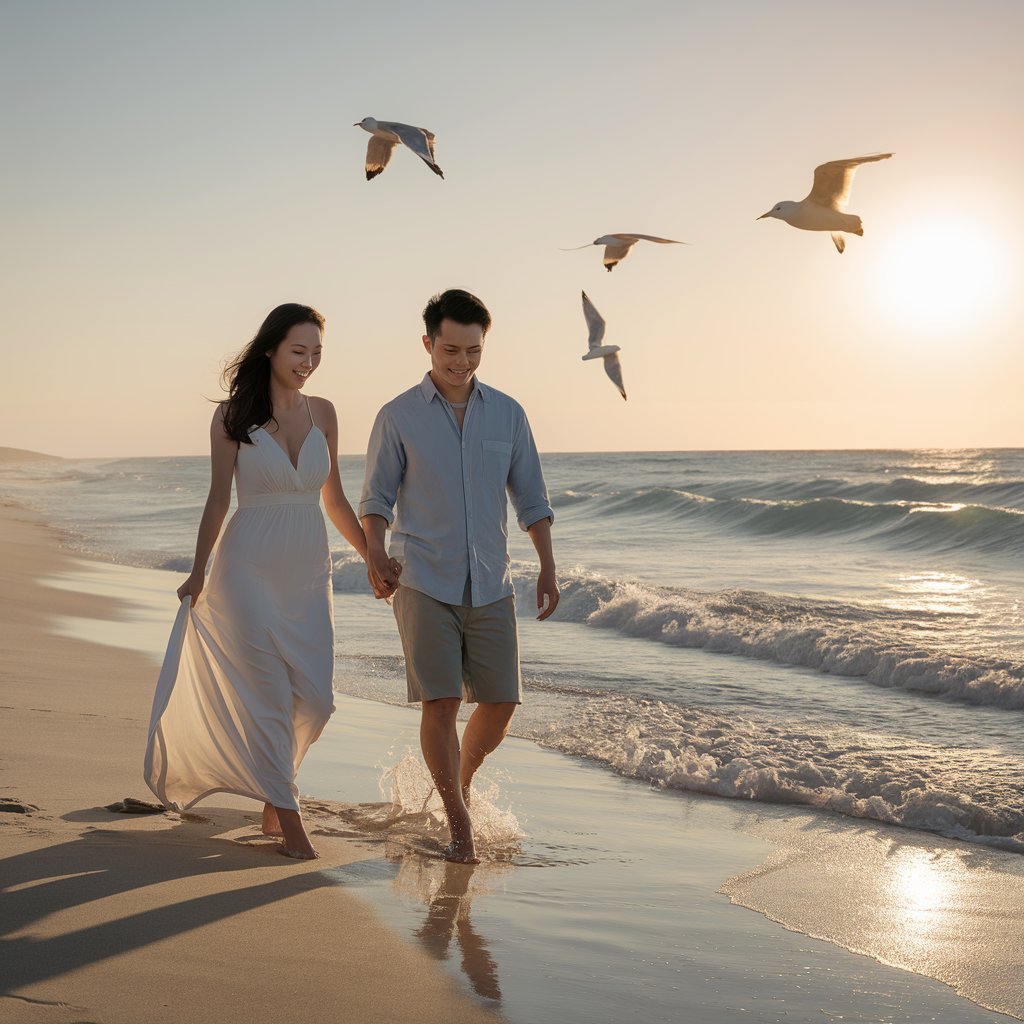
[269,321,323,390]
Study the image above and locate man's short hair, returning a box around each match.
[422,289,492,340]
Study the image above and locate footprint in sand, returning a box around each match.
[0,798,39,814]
[103,797,167,814]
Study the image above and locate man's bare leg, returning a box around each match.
[459,701,517,805]
[420,697,478,863]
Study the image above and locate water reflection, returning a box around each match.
[396,857,506,1004]
[884,570,982,616]
[887,848,955,937]
[324,843,511,1006]
[318,753,524,1006]
[725,819,1002,1006]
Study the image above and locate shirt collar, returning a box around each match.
[418,372,489,403]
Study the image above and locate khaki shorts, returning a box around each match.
[392,586,521,704]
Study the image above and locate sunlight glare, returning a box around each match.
[885,848,958,945]
[884,570,980,616]
[873,218,1008,335]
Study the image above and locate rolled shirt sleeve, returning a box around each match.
[358,407,404,525]
[507,406,555,532]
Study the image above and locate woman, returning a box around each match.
[145,303,397,859]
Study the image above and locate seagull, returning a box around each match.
[563,233,685,272]
[758,153,892,253]
[581,292,626,400]
[354,117,444,180]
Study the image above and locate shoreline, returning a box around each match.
[3,497,1023,1022]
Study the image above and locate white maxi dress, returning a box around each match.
[145,400,335,812]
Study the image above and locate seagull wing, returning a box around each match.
[614,233,684,244]
[603,352,627,400]
[389,121,444,177]
[603,242,634,271]
[806,153,892,211]
[365,136,396,180]
[581,291,606,350]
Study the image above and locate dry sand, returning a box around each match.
[0,503,498,1024]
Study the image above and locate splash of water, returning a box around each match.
[379,750,524,852]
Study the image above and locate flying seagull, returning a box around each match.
[758,153,892,253]
[354,117,444,180]
[564,233,685,272]
[581,291,626,400]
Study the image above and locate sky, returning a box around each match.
[2,0,1022,457]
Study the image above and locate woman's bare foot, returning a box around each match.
[278,844,319,861]
[272,806,317,860]
[261,803,283,836]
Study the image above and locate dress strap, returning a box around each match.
[305,396,316,429]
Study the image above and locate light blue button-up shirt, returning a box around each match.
[359,373,554,607]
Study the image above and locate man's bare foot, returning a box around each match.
[261,803,283,836]
[442,841,480,865]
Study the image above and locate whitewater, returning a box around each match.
[4,448,1022,852]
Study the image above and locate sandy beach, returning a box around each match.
[0,501,498,1024]
[4,448,1024,1023]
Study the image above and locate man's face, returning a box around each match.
[423,318,484,389]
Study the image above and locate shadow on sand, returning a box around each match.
[0,809,335,993]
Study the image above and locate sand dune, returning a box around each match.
[0,446,63,464]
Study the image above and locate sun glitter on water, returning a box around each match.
[873,216,1007,335]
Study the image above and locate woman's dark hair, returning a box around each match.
[422,288,492,341]
[221,303,325,444]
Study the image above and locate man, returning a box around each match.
[359,288,558,863]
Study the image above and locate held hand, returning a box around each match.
[366,566,398,601]
[176,571,205,608]
[366,549,402,601]
[536,567,559,621]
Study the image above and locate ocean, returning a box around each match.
[5,447,1023,854]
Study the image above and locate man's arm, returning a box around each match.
[358,407,405,599]
[507,407,558,620]
[526,516,558,620]
[361,514,399,598]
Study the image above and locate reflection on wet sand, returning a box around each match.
[721,813,1024,1019]
[401,858,505,1004]
[313,752,528,1004]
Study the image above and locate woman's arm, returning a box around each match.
[177,405,237,606]
[317,398,370,560]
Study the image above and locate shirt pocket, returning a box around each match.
[481,439,512,455]
[480,439,512,487]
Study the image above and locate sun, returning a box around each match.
[872,217,1008,335]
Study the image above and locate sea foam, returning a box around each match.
[531,693,1024,853]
